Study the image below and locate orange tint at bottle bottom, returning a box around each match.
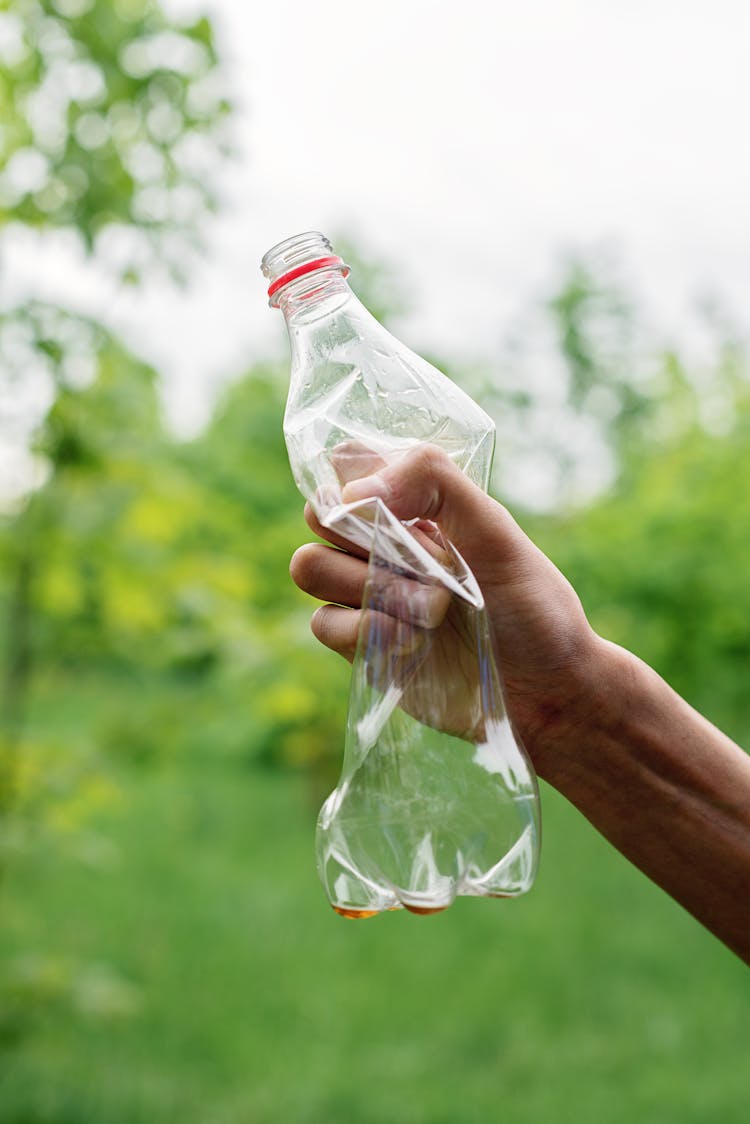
[332,903,450,920]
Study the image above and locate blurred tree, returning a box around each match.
[531,341,750,744]
[183,363,350,781]
[0,0,232,506]
[0,0,231,869]
[547,259,649,452]
[332,233,411,328]
[482,255,750,743]
[0,0,230,279]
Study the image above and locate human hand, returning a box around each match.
[290,445,607,782]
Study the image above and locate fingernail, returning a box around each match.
[342,475,390,504]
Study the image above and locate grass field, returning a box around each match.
[0,680,748,1123]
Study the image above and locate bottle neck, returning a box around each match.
[276,268,353,326]
[261,231,352,326]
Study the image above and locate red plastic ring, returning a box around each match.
[267,255,349,299]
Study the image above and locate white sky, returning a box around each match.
[3,0,750,439]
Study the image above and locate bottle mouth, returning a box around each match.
[261,231,349,307]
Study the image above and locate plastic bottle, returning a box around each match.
[261,232,540,918]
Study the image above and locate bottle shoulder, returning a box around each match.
[285,294,495,495]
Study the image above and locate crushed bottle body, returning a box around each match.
[261,232,541,918]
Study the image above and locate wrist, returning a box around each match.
[532,633,640,792]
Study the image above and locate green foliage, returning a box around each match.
[1,349,349,773]
[0,277,748,1124]
[534,387,750,743]
[1,7,750,1109]
[0,3,238,1057]
[547,256,652,450]
[0,0,234,780]
[332,232,411,327]
[0,0,231,279]
[514,280,750,743]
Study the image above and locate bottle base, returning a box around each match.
[330,899,451,919]
[331,906,381,920]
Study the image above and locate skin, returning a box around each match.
[290,445,750,964]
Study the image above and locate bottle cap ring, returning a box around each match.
[267,255,349,300]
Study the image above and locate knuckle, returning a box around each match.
[410,444,446,476]
[402,445,452,521]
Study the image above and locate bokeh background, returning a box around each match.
[1,1,749,1121]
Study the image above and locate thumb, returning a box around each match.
[340,445,508,558]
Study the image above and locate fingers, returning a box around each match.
[311,605,416,664]
[340,445,532,579]
[306,492,446,565]
[303,442,386,556]
[290,543,367,609]
[291,542,450,629]
[340,445,490,529]
[370,570,452,629]
[331,441,387,485]
[304,502,370,559]
[310,604,361,662]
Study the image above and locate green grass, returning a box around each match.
[1,684,748,1122]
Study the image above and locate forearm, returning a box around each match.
[546,638,750,963]
[294,449,750,958]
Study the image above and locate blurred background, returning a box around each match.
[1,1,749,1121]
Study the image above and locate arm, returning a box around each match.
[553,640,750,962]
[290,446,750,962]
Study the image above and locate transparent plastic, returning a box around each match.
[262,232,540,917]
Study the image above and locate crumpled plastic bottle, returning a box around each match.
[262,232,540,918]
